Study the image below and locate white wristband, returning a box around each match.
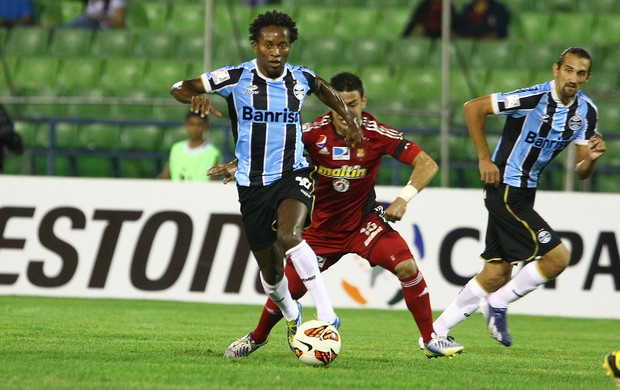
[398,184,419,203]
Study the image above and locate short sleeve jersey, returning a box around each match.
[169,140,221,182]
[200,60,316,187]
[302,112,422,233]
[490,80,597,188]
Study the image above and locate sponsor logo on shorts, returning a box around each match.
[537,230,552,244]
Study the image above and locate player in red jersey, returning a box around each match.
[211,72,464,359]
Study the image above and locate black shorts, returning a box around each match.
[237,167,316,251]
[481,184,562,264]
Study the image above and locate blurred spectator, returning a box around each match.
[0,104,24,173]
[62,0,126,29]
[0,0,35,27]
[158,112,222,182]
[401,0,456,39]
[456,0,510,39]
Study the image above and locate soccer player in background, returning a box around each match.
[170,11,363,348]
[211,72,464,359]
[433,47,607,347]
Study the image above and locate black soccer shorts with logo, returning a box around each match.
[480,183,562,264]
[237,166,316,251]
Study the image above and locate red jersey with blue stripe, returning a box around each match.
[301,111,422,234]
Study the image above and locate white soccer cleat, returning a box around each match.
[223,332,268,358]
[423,333,464,359]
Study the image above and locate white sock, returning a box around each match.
[260,273,298,321]
[433,277,488,337]
[287,240,336,323]
[488,261,547,309]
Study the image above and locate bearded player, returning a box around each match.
[211,72,464,359]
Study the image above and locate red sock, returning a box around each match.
[401,270,434,344]
[251,261,307,344]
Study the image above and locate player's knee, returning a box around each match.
[478,262,511,292]
[540,244,570,279]
[394,259,417,279]
[276,228,303,250]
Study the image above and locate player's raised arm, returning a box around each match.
[314,76,363,148]
[170,78,222,118]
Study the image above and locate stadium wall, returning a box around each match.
[0,176,618,319]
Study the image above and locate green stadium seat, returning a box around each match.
[451,69,486,106]
[54,123,81,149]
[386,38,433,67]
[119,158,159,178]
[357,65,398,99]
[530,0,576,12]
[213,2,254,37]
[78,124,121,150]
[513,41,565,71]
[333,7,379,37]
[411,100,442,131]
[151,105,189,122]
[547,13,594,44]
[342,37,387,66]
[174,33,205,61]
[99,58,146,96]
[120,125,163,151]
[294,7,337,36]
[5,27,49,56]
[596,101,620,134]
[483,69,532,94]
[576,0,620,13]
[597,173,620,193]
[126,1,169,30]
[56,58,103,95]
[469,40,515,70]
[395,67,441,100]
[298,36,343,65]
[513,13,552,42]
[2,150,31,175]
[14,121,44,148]
[12,57,60,95]
[59,0,86,24]
[591,15,620,44]
[167,3,206,32]
[529,70,553,86]
[48,29,93,57]
[76,156,114,178]
[34,155,74,176]
[132,31,177,58]
[375,7,411,38]
[64,104,111,119]
[109,104,153,120]
[140,60,191,97]
[91,30,133,58]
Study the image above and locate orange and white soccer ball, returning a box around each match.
[291,320,341,366]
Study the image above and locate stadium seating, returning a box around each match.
[342,37,388,66]
[78,123,121,150]
[332,7,379,37]
[386,38,434,67]
[131,31,177,59]
[91,30,133,58]
[374,7,411,38]
[3,1,617,189]
[547,13,595,44]
[4,27,49,56]
[120,125,163,151]
[56,58,103,95]
[48,29,93,57]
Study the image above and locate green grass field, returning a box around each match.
[0,296,618,389]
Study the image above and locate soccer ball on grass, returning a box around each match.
[291,320,341,366]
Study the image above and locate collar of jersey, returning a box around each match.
[253,59,287,81]
[549,80,576,108]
